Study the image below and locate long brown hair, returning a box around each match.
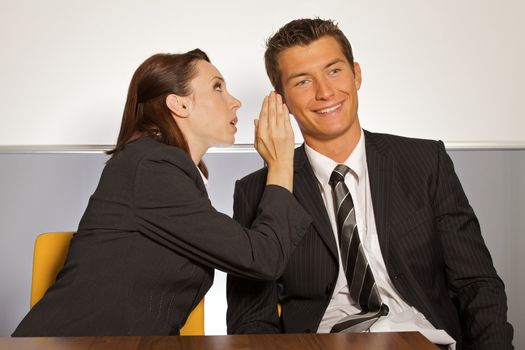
[107,49,209,177]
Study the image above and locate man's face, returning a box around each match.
[278,36,362,148]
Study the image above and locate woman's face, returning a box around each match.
[186,60,241,148]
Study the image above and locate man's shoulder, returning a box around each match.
[236,165,268,189]
[236,145,307,190]
[365,130,443,155]
[365,130,440,146]
[365,131,448,181]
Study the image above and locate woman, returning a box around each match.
[12,49,310,336]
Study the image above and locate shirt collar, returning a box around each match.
[304,129,366,187]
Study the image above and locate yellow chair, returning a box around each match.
[180,298,204,336]
[30,231,204,335]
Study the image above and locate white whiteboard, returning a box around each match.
[1,0,524,146]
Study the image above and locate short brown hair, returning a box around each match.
[264,18,354,95]
[108,49,209,176]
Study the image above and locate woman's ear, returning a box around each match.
[166,94,192,117]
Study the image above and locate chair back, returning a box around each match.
[180,299,204,336]
[31,231,74,308]
[30,231,204,335]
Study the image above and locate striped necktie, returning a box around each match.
[329,164,388,333]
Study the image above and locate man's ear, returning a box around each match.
[166,94,192,117]
[353,62,362,91]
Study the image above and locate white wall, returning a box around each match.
[1,0,524,146]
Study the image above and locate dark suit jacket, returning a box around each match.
[13,137,310,337]
[227,131,513,350]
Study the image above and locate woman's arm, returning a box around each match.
[132,145,310,281]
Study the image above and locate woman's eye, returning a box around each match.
[214,82,223,91]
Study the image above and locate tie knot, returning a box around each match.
[329,164,350,188]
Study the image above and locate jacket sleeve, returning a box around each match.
[227,178,283,334]
[433,141,513,349]
[132,148,311,281]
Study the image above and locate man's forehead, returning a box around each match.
[277,37,348,76]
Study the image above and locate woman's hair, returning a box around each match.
[107,49,210,177]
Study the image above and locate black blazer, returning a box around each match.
[227,131,513,350]
[13,137,310,336]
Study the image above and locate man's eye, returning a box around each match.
[330,68,341,75]
[295,80,308,87]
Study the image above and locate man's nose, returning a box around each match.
[315,78,335,100]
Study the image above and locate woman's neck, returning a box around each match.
[188,140,207,166]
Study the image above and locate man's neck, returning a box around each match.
[304,127,362,164]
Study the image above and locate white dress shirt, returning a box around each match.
[305,130,455,349]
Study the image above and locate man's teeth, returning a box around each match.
[317,104,340,114]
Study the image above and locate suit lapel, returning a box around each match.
[292,134,395,262]
[293,146,339,260]
[365,131,393,262]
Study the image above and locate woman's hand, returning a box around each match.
[254,91,294,192]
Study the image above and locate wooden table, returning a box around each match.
[0,332,439,349]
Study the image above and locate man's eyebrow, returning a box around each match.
[285,71,308,84]
[285,59,345,84]
[323,58,345,69]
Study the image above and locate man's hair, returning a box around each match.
[264,18,354,95]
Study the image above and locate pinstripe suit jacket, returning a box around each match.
[227,130,513,350]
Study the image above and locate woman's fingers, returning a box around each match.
[258,95,269,135]
[275,93,284,127]
[255,91,294,166]
[253,118,259,150]
[268,91,277,129]
[254,91,295,192]
[282,103,293,135]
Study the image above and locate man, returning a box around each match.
[226,18,513,349]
